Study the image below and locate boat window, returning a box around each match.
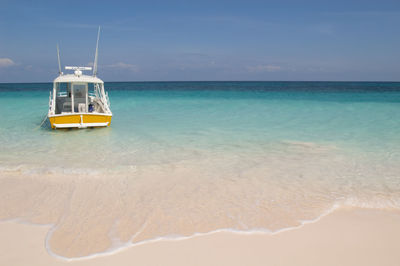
[73,83,88,113]
[73,84,86,98]
[56,83,69,97]
[88,83,96,97]
[55,83,72,114]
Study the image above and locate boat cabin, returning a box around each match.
[53,72,108,115]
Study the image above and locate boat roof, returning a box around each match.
[54,74,104,84]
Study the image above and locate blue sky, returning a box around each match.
[1,0,400,82]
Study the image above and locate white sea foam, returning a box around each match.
[0,192,391,261]
[39,201,396,261]
[43,203,343,261]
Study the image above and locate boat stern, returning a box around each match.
[49,114,112,129]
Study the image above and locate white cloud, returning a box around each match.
[87,61,139,72]
[106,62,139,72]
[0,58,16,68]
[246,64,282,73]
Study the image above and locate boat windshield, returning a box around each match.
[54,82,105,114]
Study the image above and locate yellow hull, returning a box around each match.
[48,113,112,129]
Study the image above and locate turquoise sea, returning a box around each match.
[1,81,400,258]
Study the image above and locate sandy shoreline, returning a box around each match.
[1,207,400,266]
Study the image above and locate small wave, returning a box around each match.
[44,203,343,261]
[2,195,399,261]
[42,195,400,261]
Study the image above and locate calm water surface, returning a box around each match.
[0,81,399,258]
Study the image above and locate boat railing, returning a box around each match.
[49,91,53,110]
[94,84,101,99]
[105,92,111,108]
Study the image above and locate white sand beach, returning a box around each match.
[1,208,399,266]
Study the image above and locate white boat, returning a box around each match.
[48,27,112,129]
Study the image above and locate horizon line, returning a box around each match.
[1,80,400,84]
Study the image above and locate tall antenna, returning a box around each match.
[93,26,101,76]
[57,44,62,75]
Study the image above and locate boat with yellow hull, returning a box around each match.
[47,27,112,129]
[49,113,112,129]
[48,72,112,129]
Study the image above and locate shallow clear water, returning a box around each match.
[0,81,400,258]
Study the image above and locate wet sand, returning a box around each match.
[1,208,399,266]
